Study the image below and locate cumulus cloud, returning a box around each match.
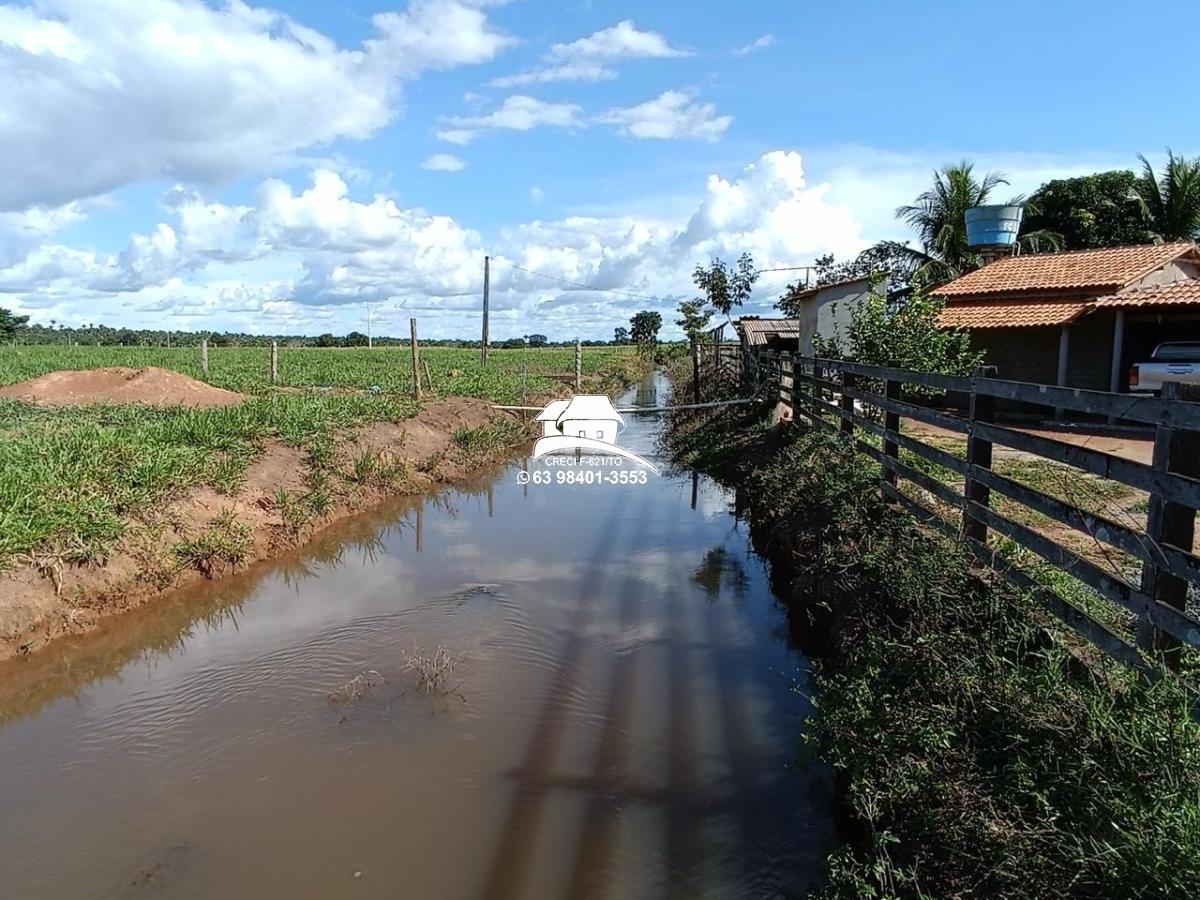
[597,91,732,142]
[436,96,583,144]
[1,152,872,338]
[0,0,512,211]
[421,153,467,172]
[490,19,689,87]
[732,34,775,56]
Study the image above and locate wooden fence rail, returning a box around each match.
[749,350,1200,676]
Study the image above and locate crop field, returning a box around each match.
[0,344,645,567]
[0,345,643,404]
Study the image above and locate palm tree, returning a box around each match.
[1134,150,1200,242]
[873,161,1060,286]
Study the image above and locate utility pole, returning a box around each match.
[481,255,490,365]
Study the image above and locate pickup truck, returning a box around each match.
[1129,342,1200,394]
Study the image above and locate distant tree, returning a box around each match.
[612,326,630,344]
[501,337,525,349]
[629,310,662,351]
[1134,149,1200,242]
[525,333,548,347]
[675,298,712,343]
[0,307,30,339]
[343,331,369,347]
[693,253,758,320]
[316,333,338,347]
[1021,171,1151,249]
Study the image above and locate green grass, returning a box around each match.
[0,345,643,569]
[0,344,642,405]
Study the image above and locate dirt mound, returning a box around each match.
[0,367,243,408]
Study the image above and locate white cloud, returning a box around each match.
[489,19,689,87]
[1,149,1125,339]
[597,91,732,142]
[548,20,690,62]
[437,95,583,144]
[1,152,868,336]
[732,34,775,57]
[530,187,545,206]
[0,0,512,211]
[421,154,467,172]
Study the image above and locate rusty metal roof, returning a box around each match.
[735,317,800,346]
[1094,280,1200,308]
[935,242,1197,298]
[937,300,1092,329]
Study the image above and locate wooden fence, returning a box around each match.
[751,351,1200,678]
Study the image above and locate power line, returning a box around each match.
[499,261,665,303]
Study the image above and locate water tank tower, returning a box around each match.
[965,205,1024,264]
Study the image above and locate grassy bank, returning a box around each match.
[669,400,1200,899]
[0,346,644,568]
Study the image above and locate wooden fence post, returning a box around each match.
[410,318,422,402]
[840,369,856,437]
[779,352,794,419]
[810,358,821,426]
[881,365,901,492]
[574,339,582,393]
[424,360,435,395]
[1137,380,1200,663]
[692,340,702,403]
[962,365,998,543]
[270,341,278,385]
[200,338,208,376]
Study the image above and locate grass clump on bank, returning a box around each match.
[0,393,415,567]
[672,407,1200,899]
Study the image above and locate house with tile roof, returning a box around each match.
[934,242,1200,394]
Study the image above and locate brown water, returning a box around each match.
[0,373,833,898]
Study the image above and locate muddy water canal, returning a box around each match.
[0,373,833,898]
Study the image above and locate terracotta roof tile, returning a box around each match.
[1094,280,1200,308]
[935,242,1197,297]
[937,300,1091,329]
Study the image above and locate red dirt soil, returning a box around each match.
[0,367,243,408]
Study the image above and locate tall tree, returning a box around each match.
[876,161,1058,285]
[675,298,712,342]
[0,307,29,340]
[612,326,629,344]
[629,310,662,350]
[1134,150,1200,242]
[693,253,758,320]
[1021,171,1151,249]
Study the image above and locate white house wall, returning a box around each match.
[797,278,874,355]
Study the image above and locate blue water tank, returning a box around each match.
[965,205,1023,248]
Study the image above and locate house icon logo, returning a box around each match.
[532,395,659,474]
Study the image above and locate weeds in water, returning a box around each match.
[328,670,385,703]
[401,644,463,697]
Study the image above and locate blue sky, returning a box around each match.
[1,0,1194,340]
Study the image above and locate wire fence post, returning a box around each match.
[520,364,528,419]
[424,360,435,396]
[410,318,422,402]
[962,365,998,543]
[1138,380,1200,665]
[574,339,582,393]
[270,341,278,385]
[692,340,702,403]
[200,338,208,376]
